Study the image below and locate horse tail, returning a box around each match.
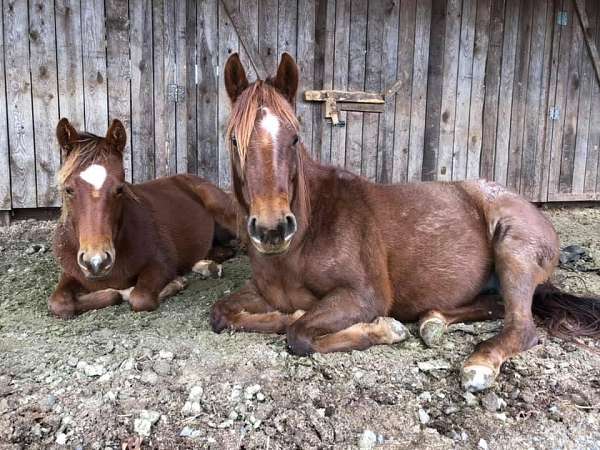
[532,282,600,338]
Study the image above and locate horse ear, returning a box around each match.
[224,53,249,103]
[271,53,299,105]
[56,118,78,155]
[106,119,127,153]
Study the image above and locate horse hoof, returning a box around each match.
[193,260,223,278]
[376,317,410,343]
[419,317,446,347]
[461,364,498,392]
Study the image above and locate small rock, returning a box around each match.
[140,369,159,385]
[444,406,459,415]
[482,392,505,412]
[180,426,203,438]
[418,408,430,425]
[358,429,377,450]
[463,391,479,406]
[56,432,68,445]
[133,410,161,437]
[181,386,203,416]
[25,244,41,255]
[478,438,489,450]
[218,419,234,429]
[158,350,174,361]
[120,358,135,371]
[520,391,535,403]
[418,391,432,403]
[256,392,266,402]
[66,357,79,368]
[417,359,451,372]
[77,361,107,377]
[496,412,508,421]
[153,360,171,377]
[244,384,261,400]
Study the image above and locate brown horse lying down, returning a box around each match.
[49,118,235,318]
[196,53,600,392]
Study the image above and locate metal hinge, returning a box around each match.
[557,11,568,26]
[549,107,560,120]
[167,84,185,102]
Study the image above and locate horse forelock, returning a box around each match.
[226,81,299,171]
[57,133,109,187]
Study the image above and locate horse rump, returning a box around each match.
[533,282,600,338]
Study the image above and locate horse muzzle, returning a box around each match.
[247,213,297,255]
[77,248,115,278]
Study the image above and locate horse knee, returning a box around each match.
[286,323,314,356]
[209,301,232,333]
[129,290,159,313]
[48,293,76,319]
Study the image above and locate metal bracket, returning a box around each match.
[549,107,560,120]
[557,11,568,26]
[167,84,185,102]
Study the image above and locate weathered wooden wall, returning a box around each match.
[0,0,599,213]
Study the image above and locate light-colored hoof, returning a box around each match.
[173,276,188,289]
[291,310,306,321]
[461,364,498,392]
[192,260,223,278]
[376,317,411,344]
[419,317,447,348]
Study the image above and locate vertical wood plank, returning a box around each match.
[130,0,155,182]
[521,0,552,200]
[345,0,367,174]
[437,0,461,181]
[29,0,60,206]
[186,0,197,174]
[377,1,399,183]
[572,0,597,193]
[176,0,189,174]
[422,0,446,181]
[465,0,491,180]
[558,0,583,193]
[153,0,169,177]
[330,0,350,168]
[480,0,505,180]
[55,0,85,132]
[218,0,239,187]
[81,0,108,134]
[297,0,316,154]
[506,0,533,191]
[197,0,219,183]
[238,0,259,80]
[277,0,297,59]
[362,0,384,181]
[392,0,416,182]
[585,0,600,192]
[493,0,519,185]
[451,0,476,181]
[163,0,177,177]
[4,0,36,207]
[106,0,133,181]
[259,0,278,75]
[407,0,431,181]
[0,0,11,209]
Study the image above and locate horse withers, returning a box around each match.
[197,52,600,392]
[49,118,236,318]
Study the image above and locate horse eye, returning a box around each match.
[292,135,299,146]
[65,186,75,197]
[115,185,124,196]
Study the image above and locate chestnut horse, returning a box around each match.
[197,53,600,392]
[49,118,235,318]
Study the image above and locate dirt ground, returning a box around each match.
[0,206,599,450]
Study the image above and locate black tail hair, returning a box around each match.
[533,283,600,338]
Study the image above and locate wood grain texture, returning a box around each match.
[297,0,316,155]
[466,0,491,180]
[4,0,36,207]
[81,0,108,135]
[176,0,189,174]
[197,0,219,183]
[55,0,85,132]
[29,0,60,207]
[185,0,197,174]
[277,0,297,59]
[345,0,368,174]
[585,0,600,193]
[0,0,11,209]
[106,0,133,181]
[153,0,169,177]
[130,0,155,182]
[259,0,278,75]
[163,0,177,177]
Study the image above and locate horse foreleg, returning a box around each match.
[49,273,122,318]
[286,287,406,355]
[210,281,302,334]
[418,294,505,347]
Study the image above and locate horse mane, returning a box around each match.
[226,81,299,171]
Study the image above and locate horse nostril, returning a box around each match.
[77,252,86,268]
[248,216,259,238]
[104,252,113,268]
[284,214,297,239]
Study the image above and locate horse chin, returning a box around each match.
[252,240,292,255]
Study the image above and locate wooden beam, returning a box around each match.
[220,0,268,80]
[339,103,384,113]
[574,0,600,87]
[304,90,385,103]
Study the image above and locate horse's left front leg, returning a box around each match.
[286,287,410,356]
[125,265,172,312]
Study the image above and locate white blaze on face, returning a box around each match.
[260,108,281,144]
[79,164,107,190]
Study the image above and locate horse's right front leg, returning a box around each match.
[210,281,303,334]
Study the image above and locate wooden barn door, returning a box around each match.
[543,0,600,201]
